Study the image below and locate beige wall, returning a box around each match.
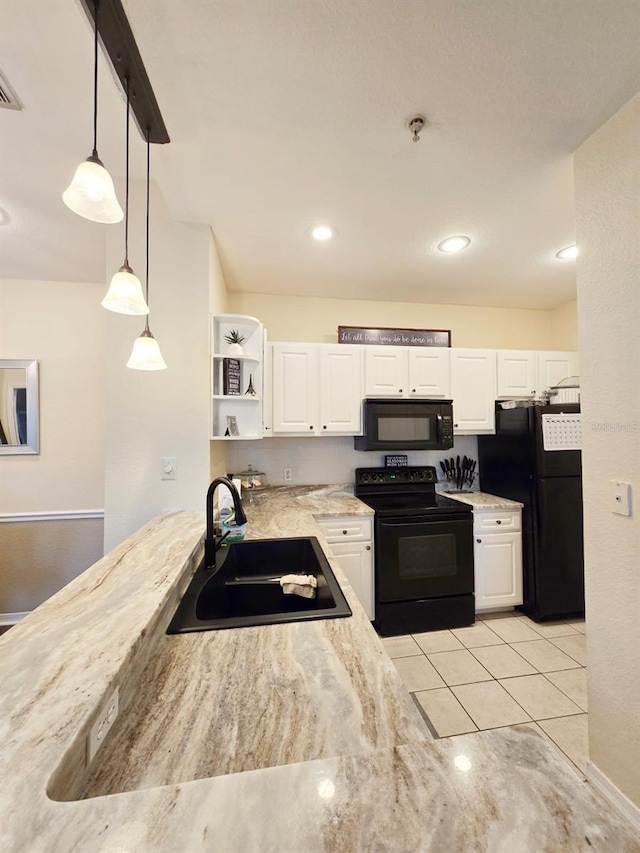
[0,279,106,512]
[228,292,568,349]
[575,93,640,807]
[209,233,230,480]
[103,181,214,551]
[550,300,579,351]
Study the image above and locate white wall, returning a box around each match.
[229,292,565,349]
[103,181,212,550]
[574,93,640,808]
[550,300,578,351]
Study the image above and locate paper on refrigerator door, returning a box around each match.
[542,414,582,451]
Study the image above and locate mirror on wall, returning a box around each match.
[0,359,39,455]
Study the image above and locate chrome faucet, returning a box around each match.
[205,477,247,570]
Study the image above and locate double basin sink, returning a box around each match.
[167,536,352,633]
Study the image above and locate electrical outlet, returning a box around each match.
[88,687,119,763]
[161,457,177,480]
[283,467,292,482]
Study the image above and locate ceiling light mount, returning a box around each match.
[408,116,425,143]
[556,245,578,260]
[437,235,471,254]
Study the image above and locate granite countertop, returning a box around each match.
[439,490,524,510]
[1,486,636,852]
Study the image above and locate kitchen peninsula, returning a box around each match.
[1,487,637,852]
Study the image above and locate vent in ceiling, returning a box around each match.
[0,70,22,111]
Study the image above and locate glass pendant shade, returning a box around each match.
[127,328,167,371]
[102,264,149,315]
[63,155,123,223]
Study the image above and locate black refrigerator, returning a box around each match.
[478,403,584,621]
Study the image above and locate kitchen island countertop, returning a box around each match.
[1,485,637,852]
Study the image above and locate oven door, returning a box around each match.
[376,513,473,602]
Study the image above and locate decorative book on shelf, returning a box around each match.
[223,358,241,395]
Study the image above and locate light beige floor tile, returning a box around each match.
[392,654,446,691]
[450,622,504,648]
[483,617,541,643]
[381,634,422,659]
[426,649,493,686]
[469,644,537,679]
[545,668,588,711]
[517,616,579,639]
[414,688,478,737]
[549,634,588,666]
[412,630,463,654]
[567,620,586,634]
[499,674,582,720]
[509,639,582,672]
[451,681,531,730]
[538,714,589,773]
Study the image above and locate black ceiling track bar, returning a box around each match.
[78,0,170,144]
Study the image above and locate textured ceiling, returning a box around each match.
[1,0,639,308]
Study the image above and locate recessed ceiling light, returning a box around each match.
[310,225,335,242]
[556,245,578,260]
[437,235,471,253]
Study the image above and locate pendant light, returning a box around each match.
[62,0,123,223]
[127,130,167,371]
[101,77,149,314]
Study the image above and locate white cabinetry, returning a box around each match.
[364,346,450,398]
[211,314,264,440]
[315,516,374,619]
[272,343,362,435]
[497,350,538,398]
[538,351,580,392]
[450,349,497,434]
[473,509,523,612]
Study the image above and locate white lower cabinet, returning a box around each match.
[473,509,523,612]
[315,516,374,620]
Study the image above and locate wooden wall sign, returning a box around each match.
[338,326,451,347]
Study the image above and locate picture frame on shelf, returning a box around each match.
[226,415,239,436]
[223,358,241,395]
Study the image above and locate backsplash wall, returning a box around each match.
[225,435,479,488]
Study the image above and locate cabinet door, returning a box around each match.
[474,532,523,611]
[330,541,374,620]
[364,347,407,397]
[272,344,319,433]
[537,351,579,392]
[319,345,363,434]
[450,349,497,433]
[408,348,451,398]
[497,350,537,398]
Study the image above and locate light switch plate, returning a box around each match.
[609,480,631,516]
[161,457,177,480]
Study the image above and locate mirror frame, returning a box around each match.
[0,359,40,455]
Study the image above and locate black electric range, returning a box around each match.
[355,466,474,636]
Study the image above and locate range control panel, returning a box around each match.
[355,466,438,486]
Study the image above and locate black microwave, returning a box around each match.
[354,399,454,451]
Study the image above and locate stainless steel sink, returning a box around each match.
[166,536,352,633]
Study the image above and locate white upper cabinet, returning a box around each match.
[319,345,363,434]
[538,351,580,392]
[364,347,407,397]
[450,349,497,434]
[407,348,451,398]
[497,350,538,398]
[272,343,363,435]
[364,346,450,398]
[272,343,319,433]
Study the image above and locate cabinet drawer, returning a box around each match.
[473,511,521,533]
[315,517,372,543]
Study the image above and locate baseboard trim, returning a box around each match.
[586,761,640,832]
[0,611,30,626]
[0,510,105,523]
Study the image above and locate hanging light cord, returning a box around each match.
[124,76,131,265]
[144,127,151,332]
[92,0,99,157]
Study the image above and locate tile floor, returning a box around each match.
[383,612,588,776]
